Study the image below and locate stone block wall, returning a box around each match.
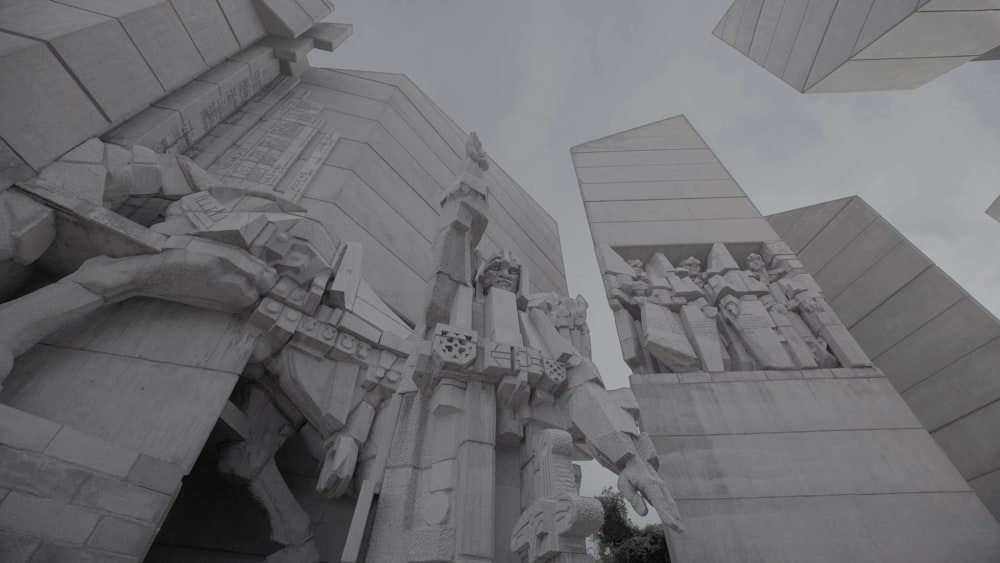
[575,115,1000,561]
[0,0,334,185]
[768,196,1000,523]
[0,404,184,562]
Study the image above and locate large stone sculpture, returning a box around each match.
[0,132,681,562]
[594,239,870,374]
[0,141,414,562]
[366,134,683,563]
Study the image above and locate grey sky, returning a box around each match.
[315,0,1000,524]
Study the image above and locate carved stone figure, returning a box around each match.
[0,144,414,562]
[366,134,683,562]
[717,295,795,370]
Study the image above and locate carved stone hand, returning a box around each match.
[618,455,685,534]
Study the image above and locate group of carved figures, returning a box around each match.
[599,242,870,374]
[0,132,682,562]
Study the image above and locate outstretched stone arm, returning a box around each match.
[558,361,684,534]
[529,306,684,533]
[0,245,276,382]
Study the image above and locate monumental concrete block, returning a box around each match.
[805,0,875,89]
[48,19,163,123]
[797,197,877,270]
[104,107,184,154]
[127,454,185,496]
[118,2,207,91]
[43,425,138,478]
[904,336,1000,433]
[0,403,60,452]
[970,469,1000,522]
[0,529,38,563]
[849,266,965,357]
[169,0,240,66]
[305,23,354,52]
[854,0,920,56]
[153,80,223,147]
[655,429,969,500]
[585,198,760,224]
[856,10,1000,59]
[780,197,850,253]
[73,473,171,523]
[2,344,238,471]
[830,241,930,327]
[87,515,155,557]
[811,214,902,300]
[782,0,838,90]
[0,491,99,544]
[809,56,974,93]
[253,0,315,38]
[0,32,107,169]
[763,0,809,77]
[876,298,1000,392]
[670,492,1000,562]
[0,445,93,502]
[632,378,921,436]
[218,0,267,46]
[581,179,745,201]
[933,398,1000,480]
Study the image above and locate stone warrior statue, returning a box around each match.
[365,133,683,562]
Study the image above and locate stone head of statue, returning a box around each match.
[746,253,765,272]
[680,256,702,277]
[466,132,489,172]
[477,250,522,294]
[720,295,742,318]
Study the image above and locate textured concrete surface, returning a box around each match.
[768,196,1000,522]
[715,0,1000,92]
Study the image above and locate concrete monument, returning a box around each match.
[714,0,1000,93]
[574,114,1000,561]
[0,3,681,555]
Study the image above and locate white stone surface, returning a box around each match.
[169,0,240,66]
[670,493,1000,562]
[633,374,921,436]
[0,32,107,169]
[118,3,207,91]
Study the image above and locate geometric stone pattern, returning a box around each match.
[252,68,568,322]
[0,0,335,173]
[714,0,1000,93]
[576,116,1000,561]
[768,195,1000,523]
[0,403,183,562]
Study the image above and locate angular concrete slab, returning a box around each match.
[876,299,1000,393]
[670,493,1000,562]
[656,429,969,500]
[0,33,108,169]
[169,0,240,66]
[632,378,921,437]
[904,337,1000,431]
[118,2,207,91]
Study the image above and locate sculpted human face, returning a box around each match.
[747,253,765,272]
[481,257,521,293]
[723,300,740,318]
[681,257,701,277]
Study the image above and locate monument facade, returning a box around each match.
[769,195,1000,523]
[574,115,1000,561]
[0,2,680,561]
[714,0,1000,93]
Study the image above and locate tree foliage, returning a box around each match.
[594,487,670,563]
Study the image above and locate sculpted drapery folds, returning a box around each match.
[596,239,872,375]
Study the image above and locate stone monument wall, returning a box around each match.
[769,195,1000,523]
[574,115,1000,561]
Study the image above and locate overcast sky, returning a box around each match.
[315,0,1000,524]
